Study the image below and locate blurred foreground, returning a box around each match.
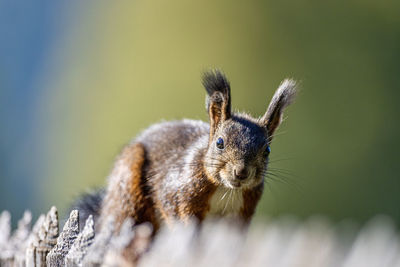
[0,207,399,267]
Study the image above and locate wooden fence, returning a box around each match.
[0,207,399,267]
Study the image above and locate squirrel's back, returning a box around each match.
[136,119,209,168]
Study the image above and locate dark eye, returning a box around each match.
[216,137,224,150]
[265,145,271,155]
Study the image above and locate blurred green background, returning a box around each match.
[1,0,399,225]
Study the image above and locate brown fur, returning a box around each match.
[96,70,296,234]
[177,171,217,223]
[99,143,157,232]
[127,143,158,231]
[241,183,264,223]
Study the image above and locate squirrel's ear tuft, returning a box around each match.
[261,79,297,140]
[202,69,231,136]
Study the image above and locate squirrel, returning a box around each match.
[72,70,297,233]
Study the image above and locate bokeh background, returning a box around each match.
[1,0,399,226]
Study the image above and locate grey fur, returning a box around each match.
[72,70,297,228]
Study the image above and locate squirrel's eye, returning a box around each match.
[265,145,271,155]
[216,137,224,150]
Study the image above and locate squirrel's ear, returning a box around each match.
[261,79,297,140]
[202,69,231,136]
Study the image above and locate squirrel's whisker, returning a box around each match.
[221,190,229,201]
[266,131,288,142]
[268,158,294,164]
[264,171,303,193]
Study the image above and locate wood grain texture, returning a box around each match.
[1,207,400,267]
[46,210,79,267]
[65,215,95,267]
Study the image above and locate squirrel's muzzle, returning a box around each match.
[233,165,248,181]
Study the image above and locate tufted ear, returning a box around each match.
[261,79,297,141]
[202,69,231,137]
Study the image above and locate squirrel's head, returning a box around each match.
[202,70,296,190]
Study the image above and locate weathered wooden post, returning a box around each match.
[64,215,95,267]
[26,207,59,267]
[82,216,115,267]
[0,210,12,266]
[3,211,32,267]
[25,214,45,267]
[46,210,79,267]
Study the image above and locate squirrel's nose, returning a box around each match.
[233,166,248,181]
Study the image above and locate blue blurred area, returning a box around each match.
[0,0,69,218]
